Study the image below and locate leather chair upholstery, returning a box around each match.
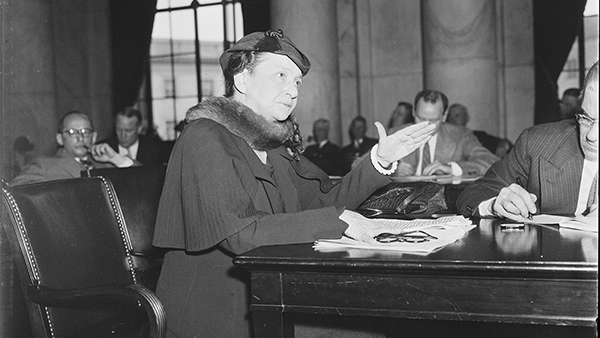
[1,177,166,338]
[81,165,167,292]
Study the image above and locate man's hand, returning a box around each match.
[90,143,131,167]
[374,121,435,166]
[491,183,538,222]
[422,161,452,175]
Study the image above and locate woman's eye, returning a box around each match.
[277,72,286,79]
[295,79,302,87]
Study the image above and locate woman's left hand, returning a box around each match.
[374,121,435,166]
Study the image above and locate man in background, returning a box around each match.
[393,90,499,177]
[559,87,581,120]
[341,116,378,174]
[100,107,171,166]
[446,103,513,158]
[457,61,598,220]
[11,111,134,185]
[303,118,344,176]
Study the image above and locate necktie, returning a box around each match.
[583,171,598,216]
[80,158,94,171]
[421,142,431,169]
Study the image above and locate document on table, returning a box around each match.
[391,174,481,184]
[314,214,475,253]
[529,214,598,233]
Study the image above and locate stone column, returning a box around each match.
[421,0,499,134]
[271,0,342,145]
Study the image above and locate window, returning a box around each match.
[139,0,244,140]
[557,2,599,97]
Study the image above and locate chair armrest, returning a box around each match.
[28,283,166,338]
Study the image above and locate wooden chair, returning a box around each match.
[81,165,167,292]
[1,177,166,338]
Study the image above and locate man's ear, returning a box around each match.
[92,132,97,144]
[442,110,448,123]
[56,133,64,146]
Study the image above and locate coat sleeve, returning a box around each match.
[456,128,532,216]
[223,150,391,255]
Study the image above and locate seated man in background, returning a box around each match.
[99,107,171,166]
[446,103,513,158]
[393,90,499,177]
[457,61,598,220]
[559,87,581,120]
[11,111,134,185]
[341,115,378,174]
[303,118,344,176]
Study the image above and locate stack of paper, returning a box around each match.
[529,214,598,233]
[314,215,475,253]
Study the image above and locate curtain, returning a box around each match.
[110,0,158,113]
[533,0,586,124]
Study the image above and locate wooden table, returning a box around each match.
[233,220,598,337]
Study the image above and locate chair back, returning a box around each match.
[82,165,167,256]
[2,177,165,337]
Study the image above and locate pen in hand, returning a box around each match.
[516,177,534,220]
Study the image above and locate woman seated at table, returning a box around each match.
[152,29,435,338]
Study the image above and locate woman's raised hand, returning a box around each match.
[374,121,435,166]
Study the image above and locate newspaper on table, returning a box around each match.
[314,213,475,253]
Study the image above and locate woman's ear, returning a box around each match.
[233,71,247,95]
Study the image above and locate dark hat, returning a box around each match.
[219,29,311,76]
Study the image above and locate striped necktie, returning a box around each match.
[421,142,431,169]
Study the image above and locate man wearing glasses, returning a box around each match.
[393,90,499,177]
[10,111,134,186]
[458,61,598,220]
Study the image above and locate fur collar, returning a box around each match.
[185,96,303,159]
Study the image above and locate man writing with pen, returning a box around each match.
[457,61,598,221]
[11,111,136,186]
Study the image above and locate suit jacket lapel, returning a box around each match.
[539,133,583,213]
[434,124,457,163]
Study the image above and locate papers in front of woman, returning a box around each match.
[314,214,475,253]
[528,214,598,233]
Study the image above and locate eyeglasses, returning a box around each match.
[575,113,598,128]
[373,230,438,243]
[62,128,94,139]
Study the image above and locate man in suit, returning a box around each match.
[11,111,134,185]
[457,61,598,220]
[341,116,378,174]
[100,107,171,166]
[303,118,344,176]
[393,90,499,177]
[446,103,513,158]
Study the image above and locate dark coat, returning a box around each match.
[340,136,378,174]
[457,120,584,216]
[152,98,391,337]
[302,140,344,176]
